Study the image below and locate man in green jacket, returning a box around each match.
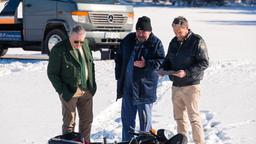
[47,25,97,142]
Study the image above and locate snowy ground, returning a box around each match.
[1,3,256,144]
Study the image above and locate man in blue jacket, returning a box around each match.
[115,16,165,141]
[159,16,209,144]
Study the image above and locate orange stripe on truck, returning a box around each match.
[0,16,16,24]
[71,11,89,16]
[128,12,134,18]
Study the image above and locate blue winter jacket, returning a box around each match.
[115,32,165,104]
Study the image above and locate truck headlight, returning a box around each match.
[127,12,134,24]
[71,11,90,23]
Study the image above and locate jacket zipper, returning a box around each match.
[176,41,183,56]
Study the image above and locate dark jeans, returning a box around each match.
[121,94,153,141]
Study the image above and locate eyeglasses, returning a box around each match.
[74,41,84,44]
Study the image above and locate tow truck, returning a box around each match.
[0,0,134,59]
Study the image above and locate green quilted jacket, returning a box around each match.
[47,39,97,102]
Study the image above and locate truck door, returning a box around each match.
[23,0,57,41]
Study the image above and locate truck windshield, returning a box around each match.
[74,0,117,4]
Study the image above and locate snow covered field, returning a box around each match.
[1,3,256,144]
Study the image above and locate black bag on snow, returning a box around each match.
[166,133,188,144]
[48,132,84,144]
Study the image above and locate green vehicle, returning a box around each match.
[0,0,134,59]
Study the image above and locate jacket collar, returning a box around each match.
[66,39,81,63]
[69,40,91,63]
[184,30,192,41]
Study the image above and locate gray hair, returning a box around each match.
[69,25,86,36]
[172,16,188,28]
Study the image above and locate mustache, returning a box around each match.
[137,37,146,42]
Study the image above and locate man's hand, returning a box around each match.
[134,56,145,68]
[172,70,186,78]
[74,87,85,97]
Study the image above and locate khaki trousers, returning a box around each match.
[172,85,205,144]
[59,87,93,141]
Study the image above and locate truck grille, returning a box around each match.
[89,12,127,31]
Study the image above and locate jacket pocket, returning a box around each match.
[62,61,77,84]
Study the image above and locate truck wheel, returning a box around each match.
[0,48,8,57]
[44,29,67,54]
